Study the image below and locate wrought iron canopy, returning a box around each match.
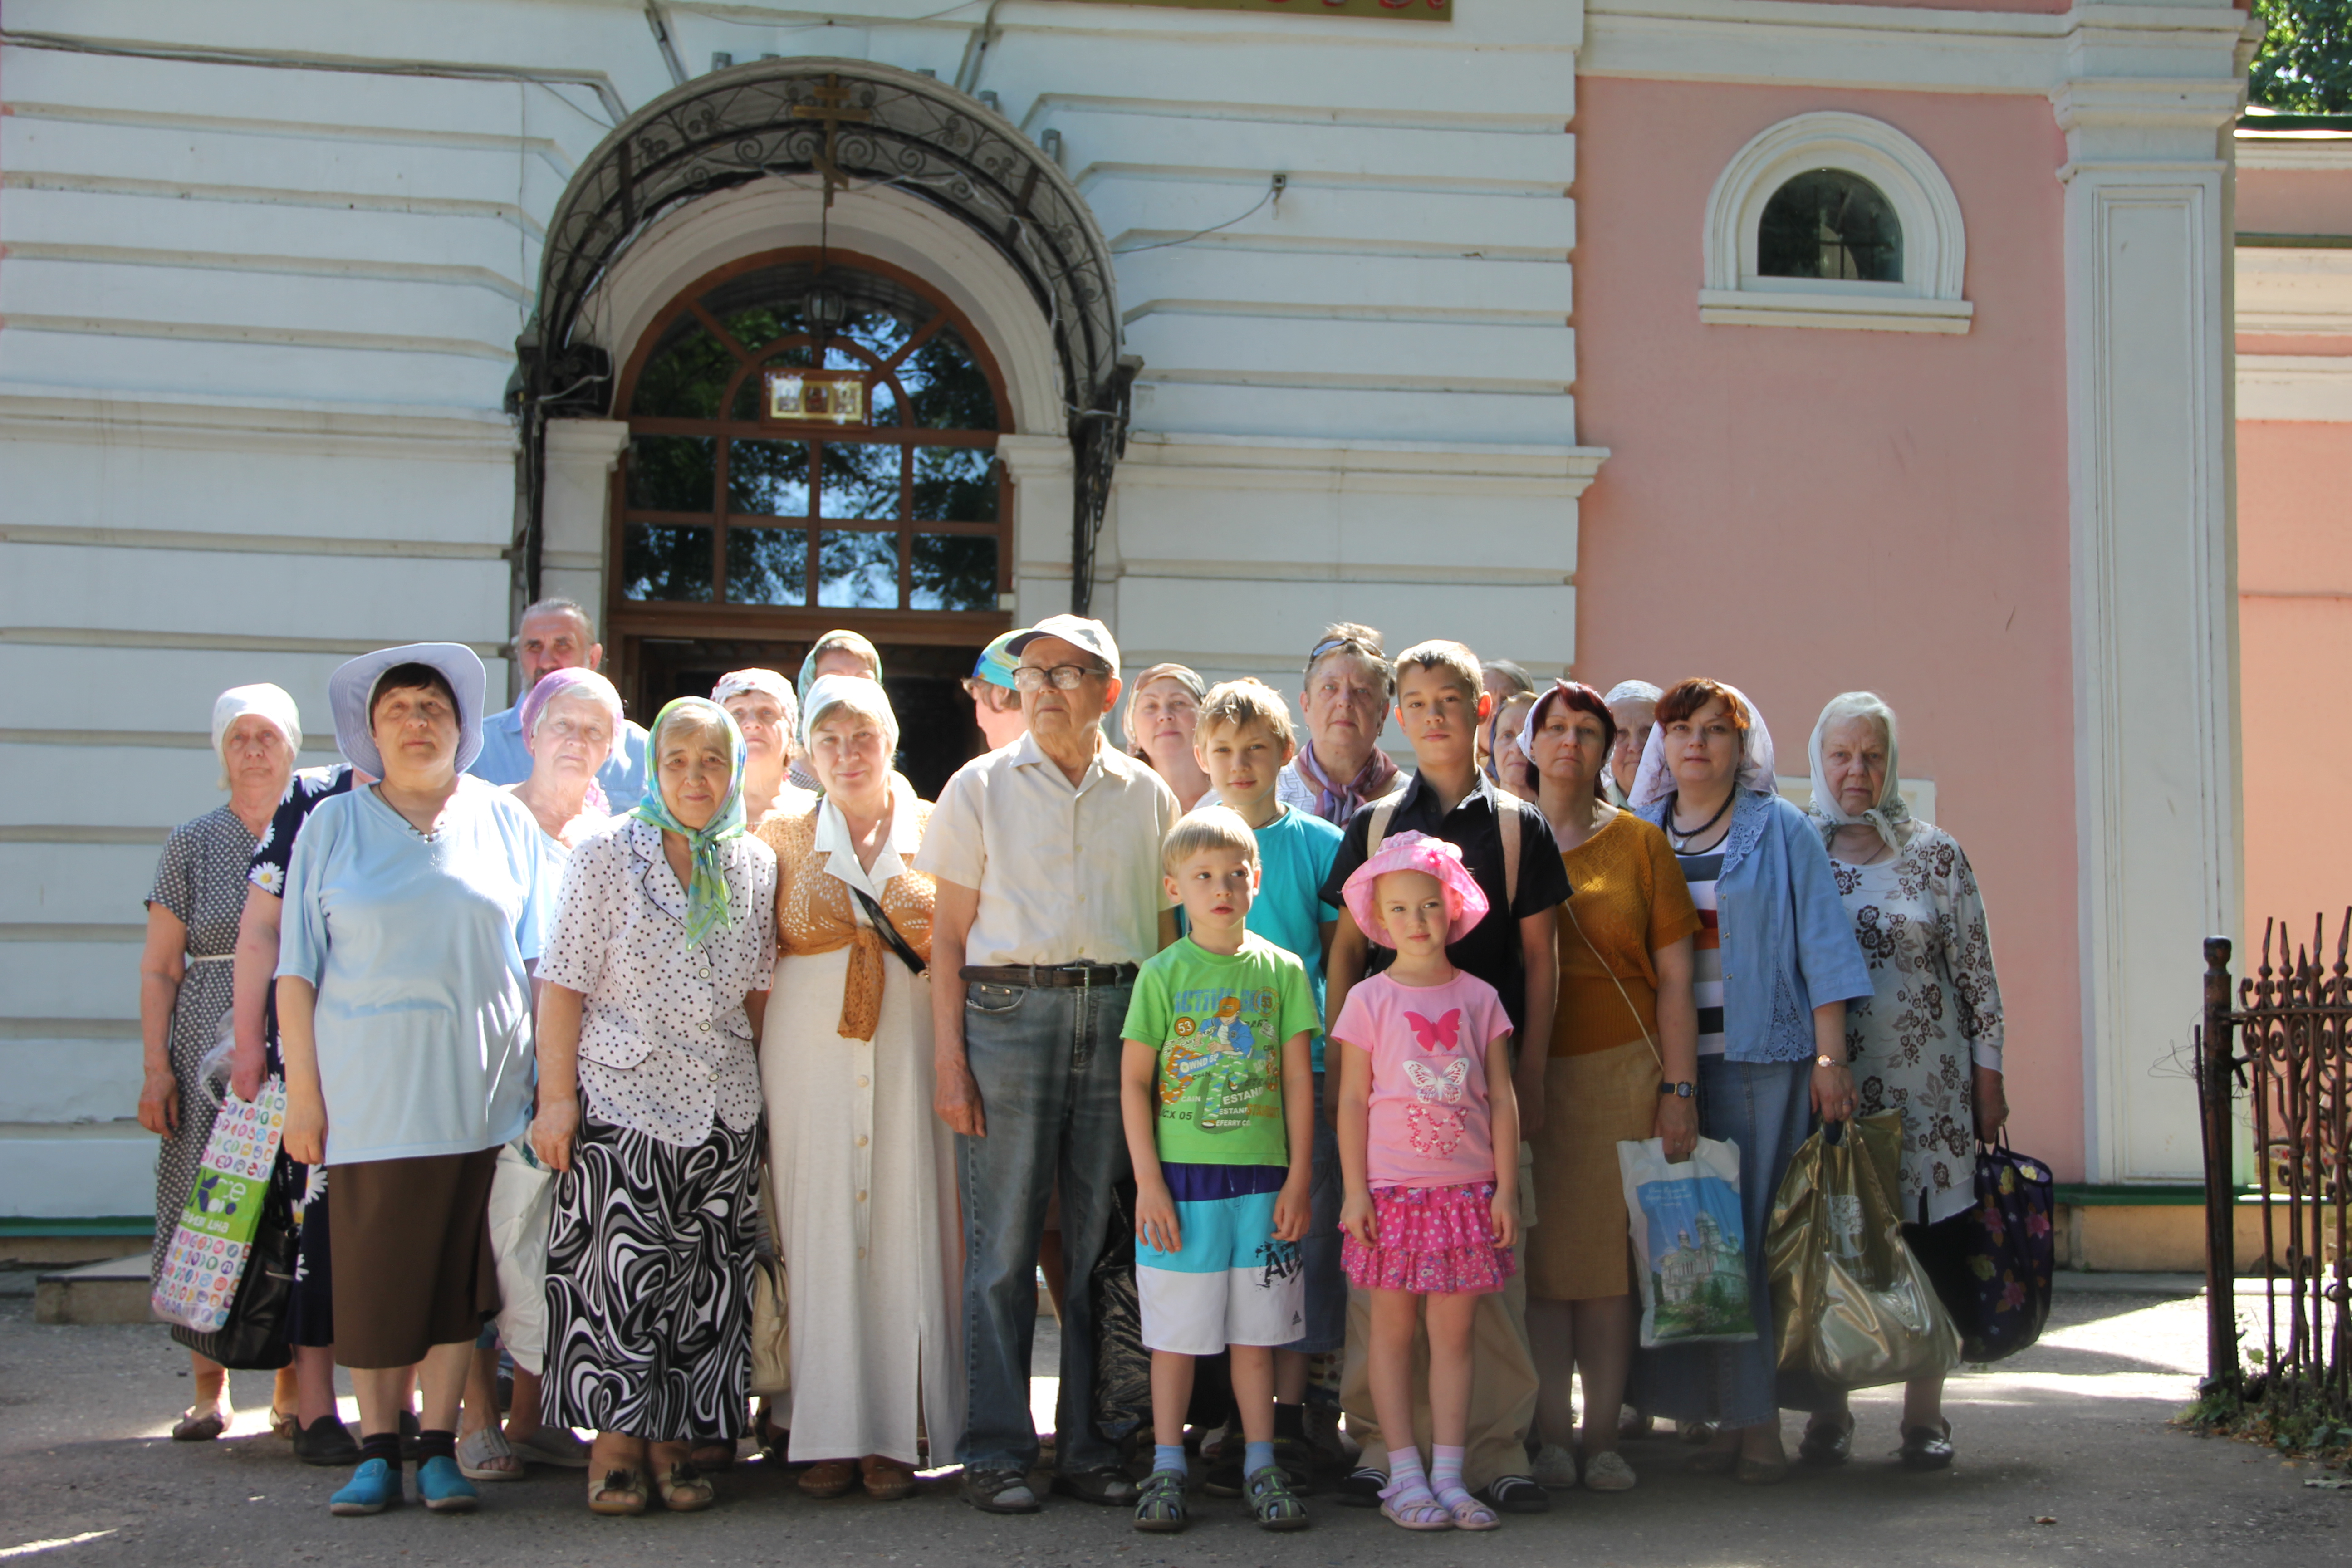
[513,57,1132,612]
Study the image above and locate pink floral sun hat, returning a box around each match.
[1342,829,1491,948]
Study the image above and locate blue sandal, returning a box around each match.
[1132,1470,1188,1533]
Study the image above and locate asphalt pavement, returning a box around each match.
[0,1279,2340,1567]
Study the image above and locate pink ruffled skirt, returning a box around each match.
[1342,1180,1516,1296]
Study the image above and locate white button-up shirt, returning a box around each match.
[914,730,1177,967]
[539,816,778,1147]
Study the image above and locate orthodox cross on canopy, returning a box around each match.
[792,74,872,209]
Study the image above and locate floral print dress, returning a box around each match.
[1828,822,2006,1226]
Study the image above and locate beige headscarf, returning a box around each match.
[1806,691,1914,854]
[211,684,301,789]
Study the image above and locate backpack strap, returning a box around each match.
[1367,796,1399,857]
[1498,797,1522,913]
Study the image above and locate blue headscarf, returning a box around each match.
[633,697,748,949]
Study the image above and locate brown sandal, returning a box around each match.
[588,1466,649,1515]
[861,1455,916,1501]
[799,1458,858,1498]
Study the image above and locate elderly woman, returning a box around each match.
[1123,662,1212,811]
[963,629,1028,755]
[1798,692,2007,1472]
[1518,682,1700,1492]
[789,631,885,791]
[1602,681,1662,807]
[1623,679,1872,1485]
[757,675,960,1500]
[139,684,301,1440]
[714,667,812,826]
[505,666,623,848]
[1277,623,1399,827]
[1485,688,1539,804]
[531,698,775,1514]
[277,645,557,1517]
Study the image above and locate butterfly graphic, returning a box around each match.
[1401,1058,1471,1157]
[1405,1009,1462,1050]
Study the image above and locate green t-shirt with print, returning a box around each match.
[1122,932,1319,1167]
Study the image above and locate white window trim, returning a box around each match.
[1700,112,1972,335]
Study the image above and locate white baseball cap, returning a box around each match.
[1006,614,1121,680]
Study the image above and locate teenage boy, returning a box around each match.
[1192,680,1345,1491]
[1120,809,1319,1535]
[1319,639,1571,1515]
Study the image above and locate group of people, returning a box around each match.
[136,597,2008,1534]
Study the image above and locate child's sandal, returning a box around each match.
[1245,1465,1309,1532]
[1132,1470,1188,1533]
[1377,1479,1452,1532]
[1438,1486,1499,1531]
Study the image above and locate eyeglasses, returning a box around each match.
[1012,663,1108,693]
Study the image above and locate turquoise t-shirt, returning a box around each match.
[1122,933,1320,1167]
[1247,805,1343,1072]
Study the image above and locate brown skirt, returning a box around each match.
[328,1146,501,1369]
[1525,1036,1661,1301]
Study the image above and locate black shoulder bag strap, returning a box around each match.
[850,886,927,977]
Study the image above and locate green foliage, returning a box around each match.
[2251,0,2352,114]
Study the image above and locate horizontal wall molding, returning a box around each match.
[1075,162,1567,201]
[1137,367,1568,396]
[0,1018,141,1040]
[1698,290,1975,333]
[0,828,171,847]
[0,389,516,460]
[1118,559,1570,587]
[2235,135,2352,172]
[1109,229,1565,263]
[1122,431,1607,481]
[1122,297,1564,328]
[0,524,509,562]
[0,627,508,658]
[0,313,514,363]
[0,168,547,240]
[1024,93,1569,137]
[2237,353,2352,421]
[1583,0,2249,96]
[0,924,144,944]
[0,241,531,306]
[0,727,342,755]
[4,100,575,179]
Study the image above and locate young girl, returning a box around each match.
[1333,832,1521,1532]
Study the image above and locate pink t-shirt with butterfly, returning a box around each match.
[1333,970,1514,1189]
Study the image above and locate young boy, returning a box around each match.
[1193,680,1345,1489]
[1121,808,1320,1534]
[1318,639,1572,1514]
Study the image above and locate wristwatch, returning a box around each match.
[1816,1054,1846,1069]
[1656,1080,1694,1099]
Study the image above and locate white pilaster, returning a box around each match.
[2053,56,2247,1183]
[997,434,1078,628]
[541,418,632,644]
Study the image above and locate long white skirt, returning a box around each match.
[764,947,964,1465]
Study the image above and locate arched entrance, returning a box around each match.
[510,59,1135,793]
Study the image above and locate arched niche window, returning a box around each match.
[616,251,1012,614]
[1758,169,1902,284]
[1700,113,1970,334]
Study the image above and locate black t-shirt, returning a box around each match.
[1319,772,1572,1041]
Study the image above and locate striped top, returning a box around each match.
[1675,848,1726,1056]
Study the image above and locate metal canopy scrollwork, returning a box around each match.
[513,58,1134,613]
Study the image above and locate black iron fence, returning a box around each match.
[2199,918,2352,1415]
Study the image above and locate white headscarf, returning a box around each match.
[1807,691,1913,853]
[211,683,301,789]
[800,671,900,756]
[1627,681,1776,811]
[1603,679,1663,708]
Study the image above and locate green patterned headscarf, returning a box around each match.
[797,630,884,708]
[633,697,748,948]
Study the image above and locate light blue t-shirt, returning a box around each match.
[469,701,650,805]
[277,776,557,1165]
[1246,805,1343,1072]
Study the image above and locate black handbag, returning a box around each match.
[170,1168,297,1371]
[1907,1141,2056,1364]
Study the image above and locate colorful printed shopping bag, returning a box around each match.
[1619,1135,1759,1347]
[151,1078,288,1332]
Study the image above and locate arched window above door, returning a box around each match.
[617,253,1012,615]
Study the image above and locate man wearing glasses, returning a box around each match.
[917,614,1180,1515]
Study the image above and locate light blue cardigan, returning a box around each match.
[1638,789,1873,1064]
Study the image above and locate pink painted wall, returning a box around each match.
[2238,168,2352,236]
[1568,78,2084,1176]
[2237,421,2352,955]
[1803,0,2064,10]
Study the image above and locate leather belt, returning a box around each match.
[961,963,1139,989]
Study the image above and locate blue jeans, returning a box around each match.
[955,977,1134,1476]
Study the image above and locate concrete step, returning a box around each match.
[34,1252,162,1325]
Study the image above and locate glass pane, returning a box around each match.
[911,533,997,611]
[902,323,1000,429]
[913,446,1000,523]
[630,318,734,419]
[626,436,715,512]
[818,530,900,609]
[868,380,902,427]
[819,442,902,520]
[728,439,810,518]
[733,345,812,421]
[621,524,713,601]
[1758,169,1902,283]
[839,301,918,363]
[725,526,808,605]
[701,263,934,365]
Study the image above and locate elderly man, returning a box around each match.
[1602,679,1663,806]
[467,598,648,801]
[917,614,1178,1516]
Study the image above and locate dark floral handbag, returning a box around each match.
[1908,1142,2056,1364]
